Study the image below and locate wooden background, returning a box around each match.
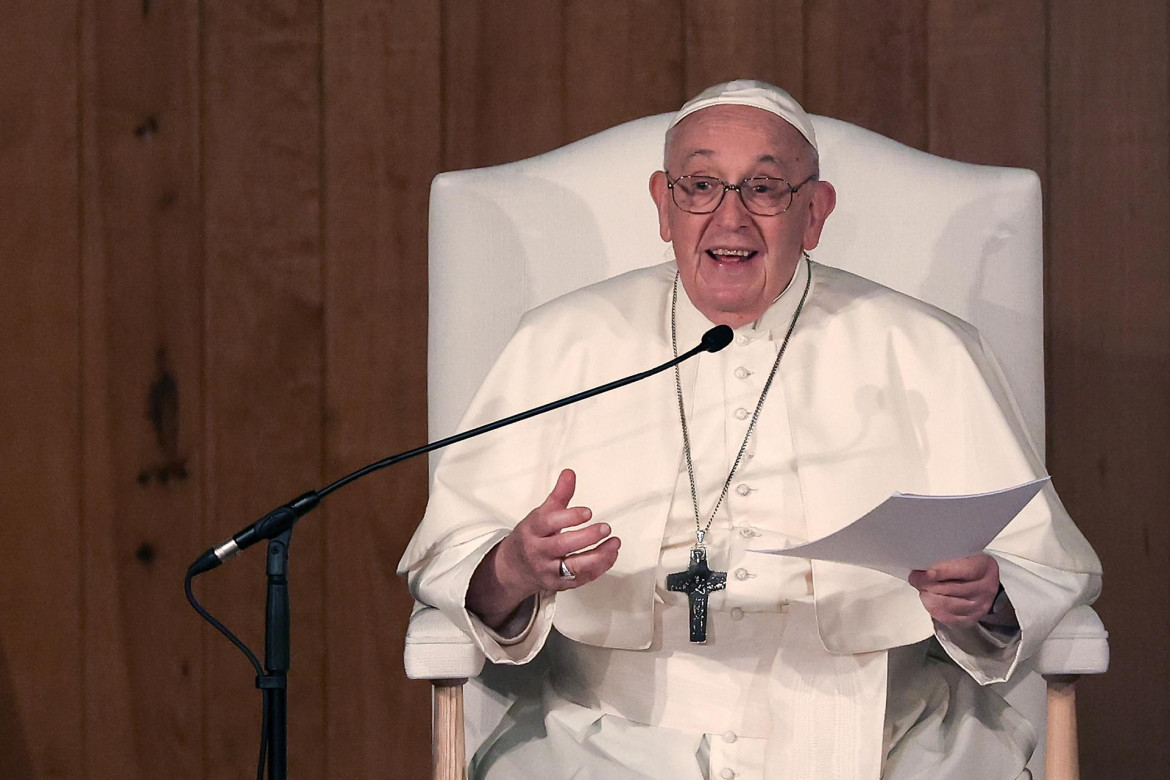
[0,0,1165,777]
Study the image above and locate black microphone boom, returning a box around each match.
[186,323,734,780]
[187,324,734,576]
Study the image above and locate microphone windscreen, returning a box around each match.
[700,325,734,353]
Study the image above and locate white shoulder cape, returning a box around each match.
[399,261,1100,661]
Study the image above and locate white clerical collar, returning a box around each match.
[670,255,810,348]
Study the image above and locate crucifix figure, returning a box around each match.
[666,546,727,643]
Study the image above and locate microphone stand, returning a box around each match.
[261,531,291,778]
[186,325,732,780]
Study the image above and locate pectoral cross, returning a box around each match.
[666,546,727,643]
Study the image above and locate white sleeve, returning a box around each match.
[935,553,1101,684]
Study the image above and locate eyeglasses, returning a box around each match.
[664,172,818,216]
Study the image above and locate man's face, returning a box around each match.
[649,105,835,327]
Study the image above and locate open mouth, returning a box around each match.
[706,248,758,263]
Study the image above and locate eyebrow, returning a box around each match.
[681,149,788,167]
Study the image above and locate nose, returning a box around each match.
[711,184,752,227]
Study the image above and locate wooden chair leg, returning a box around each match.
[1044,674,1080,780]
[433,679,468,780]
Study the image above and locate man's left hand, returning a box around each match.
[908,553,1000,628]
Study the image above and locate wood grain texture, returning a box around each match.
[441,0,566,169]
[0,4,83,777]
[805,0,928,148]
[0,1,1167,774]
[80,1,204,774]
[433,682,467,780]
[1045,679,1081,780]
[1047,2,1170,776]
[564,1,683,139]
[926,0,1047,175]
[682,0,804,99]
[201,0,326,776]
[321,1,439,776]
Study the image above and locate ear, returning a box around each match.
[801,180,836,251]
[649,170,673,243]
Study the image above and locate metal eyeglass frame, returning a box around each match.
[664,171,818,216]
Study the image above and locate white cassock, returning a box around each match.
[398,259,1101,779]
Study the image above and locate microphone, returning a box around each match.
[188,325,734,576]
[701,324,733,352]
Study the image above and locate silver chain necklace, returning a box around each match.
[670,255,812,548]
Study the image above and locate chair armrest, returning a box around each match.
[404,604,486,681]
[1033,604,1109,677]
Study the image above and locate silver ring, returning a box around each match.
[558,559,576,580]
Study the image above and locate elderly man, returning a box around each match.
[399,81,1101,779]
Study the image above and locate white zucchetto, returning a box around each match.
[669,80,817,152]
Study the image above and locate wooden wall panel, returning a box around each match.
[441,0,566,168]
[1048,2,1170,775]
[804,0,929,148]
[564,1,684,139]
[0,5,83,778]
[201,1,326,776]
[925,0,1047,175]
[0,0,1167,775]
[321,1,440,776]
[682,0,804,100]
[79,1,204,775]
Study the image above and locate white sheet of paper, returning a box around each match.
[751,477,1050,579]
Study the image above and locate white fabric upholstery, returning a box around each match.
[414,111,1106,776]
[1033,604,1111,676]
[405,605,485,681]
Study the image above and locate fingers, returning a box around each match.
[526,469,591,536]
[538,521,619,591]
[559,536,621,588]
[916,592,992,627]
[925,554,996,583]
[907,572,989,601]
[528,505,593,537]
[909,554,1000,627]
[541,468,576,512]
[545,522,612,558]
[514,534,620,593]
[498,469,621,594]
[909,554,996,589]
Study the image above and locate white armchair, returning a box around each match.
[406,113,1108,779]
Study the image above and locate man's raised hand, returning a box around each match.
[466,469,620,630]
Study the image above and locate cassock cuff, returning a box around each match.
[455,532,557,664]
[935,618,1021,684]
[465,590,555,663]
[479,594,538,644]
[405,526,558,666]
